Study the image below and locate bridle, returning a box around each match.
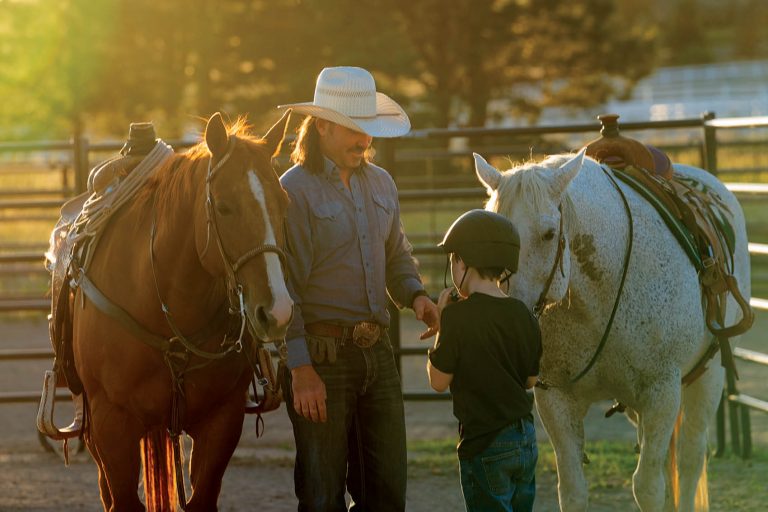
[532,205,566,318]
[200,136,287,339]
[533,165,634,388]
[149,135,287,356]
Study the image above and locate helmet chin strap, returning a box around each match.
[457,268,469,296]
[443,254,469,297]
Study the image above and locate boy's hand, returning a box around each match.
[413,295,439,340]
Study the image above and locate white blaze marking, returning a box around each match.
[248,171,293,327]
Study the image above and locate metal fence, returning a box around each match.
[1,114,767,456]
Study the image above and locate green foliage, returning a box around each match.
[0,1,766,138]
[0,0,659,139]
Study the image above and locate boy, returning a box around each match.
[427,209,542,512]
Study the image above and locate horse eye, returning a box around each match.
[542,229,556,242]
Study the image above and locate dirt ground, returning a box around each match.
[1,313,763,511]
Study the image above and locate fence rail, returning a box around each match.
[2,114,767,455]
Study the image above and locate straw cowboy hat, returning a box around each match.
[278,66,411,138]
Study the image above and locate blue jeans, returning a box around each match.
[459,419,537,512]
[284,331,407,512]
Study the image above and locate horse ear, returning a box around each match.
[262,109,292,158]
[473,153,502,194]
[550,148,586,196]
[205,112,229,157]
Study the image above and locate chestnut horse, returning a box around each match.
[71,112,293,511]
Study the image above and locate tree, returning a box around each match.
[0,0,661,139]
[388,0,659,127]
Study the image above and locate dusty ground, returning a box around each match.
[1,313,764,511]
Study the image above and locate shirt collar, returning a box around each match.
[321,156,367,178]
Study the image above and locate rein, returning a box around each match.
[536,165,634,388]
[533,205,566,318]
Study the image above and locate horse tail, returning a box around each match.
[141,428,179,512]
[667,410,683,509]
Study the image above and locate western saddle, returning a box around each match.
[584,114,753,386]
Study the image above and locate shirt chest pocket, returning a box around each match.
[311,200,353,248]
[372,193,395,240]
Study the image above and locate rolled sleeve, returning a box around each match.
[286,336,313,369]
[384,190,424,308]
[280,175,314,369]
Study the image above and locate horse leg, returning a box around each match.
[534,388,590,511]
[84,435,114,511]
[677,363,723,512]
[88,397,146,512]
[184,396,245,511]
[633,380,681,512]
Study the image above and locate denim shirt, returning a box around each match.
[279,157,425,369]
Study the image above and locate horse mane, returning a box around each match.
[490,153,581,232]
[135,117,271,219]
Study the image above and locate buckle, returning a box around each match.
[352,321,380,348]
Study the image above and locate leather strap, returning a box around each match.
[76,269,233,356]
[305,322,351,339]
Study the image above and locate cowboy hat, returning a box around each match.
[278,66,410,138]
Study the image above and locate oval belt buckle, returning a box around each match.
[352,322,380,348]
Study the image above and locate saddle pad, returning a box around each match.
[609,165,735,273]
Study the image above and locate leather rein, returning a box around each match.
[535,165,634,388]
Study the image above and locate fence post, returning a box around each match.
[377,138,403,376]
[73,133,90,195]
[724,363,741,456]
[715,393,726,457]
[740,404,752,459]
[701,111,717,176]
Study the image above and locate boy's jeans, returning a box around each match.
[459,418,537,512]
[284,331,407,512]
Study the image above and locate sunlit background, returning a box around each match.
[1,2,768,510]
[1,0,767,139]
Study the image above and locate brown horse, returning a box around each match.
[71,111,293,511]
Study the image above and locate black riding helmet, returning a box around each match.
[438,209,521,273]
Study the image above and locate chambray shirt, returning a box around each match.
[280,157,425,369]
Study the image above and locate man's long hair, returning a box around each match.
[290,116,374,173]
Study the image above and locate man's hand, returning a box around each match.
[413,294,440,340]
[290,365,327,422]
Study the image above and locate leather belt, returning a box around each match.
[305,321,382,348]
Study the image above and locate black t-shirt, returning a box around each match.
[429,292,542,459]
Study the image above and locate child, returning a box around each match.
[427,209,542,512]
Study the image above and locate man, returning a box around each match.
[278,66,439,511]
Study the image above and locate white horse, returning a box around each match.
[472,149,751,512]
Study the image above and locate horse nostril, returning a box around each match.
[255,305,272,328]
